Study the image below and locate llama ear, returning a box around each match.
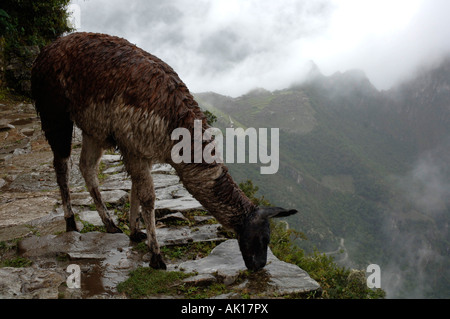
[258,207,298,219]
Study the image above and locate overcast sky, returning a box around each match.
[69,0,450,97]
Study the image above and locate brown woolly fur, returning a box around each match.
[32,33,297,271]
[32,31,255,226]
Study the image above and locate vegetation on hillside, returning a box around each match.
[0,0,72,47]
[240,179,385,299]
[0,0,72,94]
[196,69,450,298]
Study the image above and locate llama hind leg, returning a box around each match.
[42,114,77,232]
[79,133,122,233]
[124,157,166,269]
[54,153,78,232]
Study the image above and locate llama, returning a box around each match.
[31,32,298,271]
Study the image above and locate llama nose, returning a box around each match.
[246,256,267,271]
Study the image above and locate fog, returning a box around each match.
[396,146,450,215]
[69,0,450,96]
[382,139,450,298]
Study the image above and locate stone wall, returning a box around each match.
[4,44,39,95]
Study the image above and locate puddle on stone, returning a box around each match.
[72,247,139,298]
[81,261,108,298]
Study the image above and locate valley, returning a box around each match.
[194,58,450,298]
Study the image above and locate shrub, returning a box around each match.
[1,0,73,94]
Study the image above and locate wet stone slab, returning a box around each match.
[175,239,321,297]
[156,224,226,246]
[19,232,131,259]
[7,223,221,298]
[0,108,321,299]
[0,195,58,228]
[9,232,321,299]
[13,232,144,298]
[0,266,67,299]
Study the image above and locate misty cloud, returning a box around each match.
[71,0,450,96]
[382,140,450,298]
[394,142,450,215]
[70,0,333,95]
[406,155,450,214]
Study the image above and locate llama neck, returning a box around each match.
[171,162,256,232]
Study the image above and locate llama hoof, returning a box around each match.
[129,230,147,243]
[107,225,123,233]
[65,217,79,232]
[150,254,167,270]
[105,220,123,233]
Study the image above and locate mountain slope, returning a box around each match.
[194,57,450,298]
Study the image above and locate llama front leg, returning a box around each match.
[141,199,165,269]
[124,157,166,269]
[79,133,122,233]
[129,183,148,243]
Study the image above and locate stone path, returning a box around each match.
[0,100,320,299]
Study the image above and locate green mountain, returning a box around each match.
[194,58,450,298]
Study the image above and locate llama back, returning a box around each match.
[31,32,296,272]
[32,32,207,161]
[32,32,257,232]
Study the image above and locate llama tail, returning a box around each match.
[36,99,74,159]
[31,69,73,159]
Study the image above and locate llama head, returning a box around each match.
[237,207,298,271]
